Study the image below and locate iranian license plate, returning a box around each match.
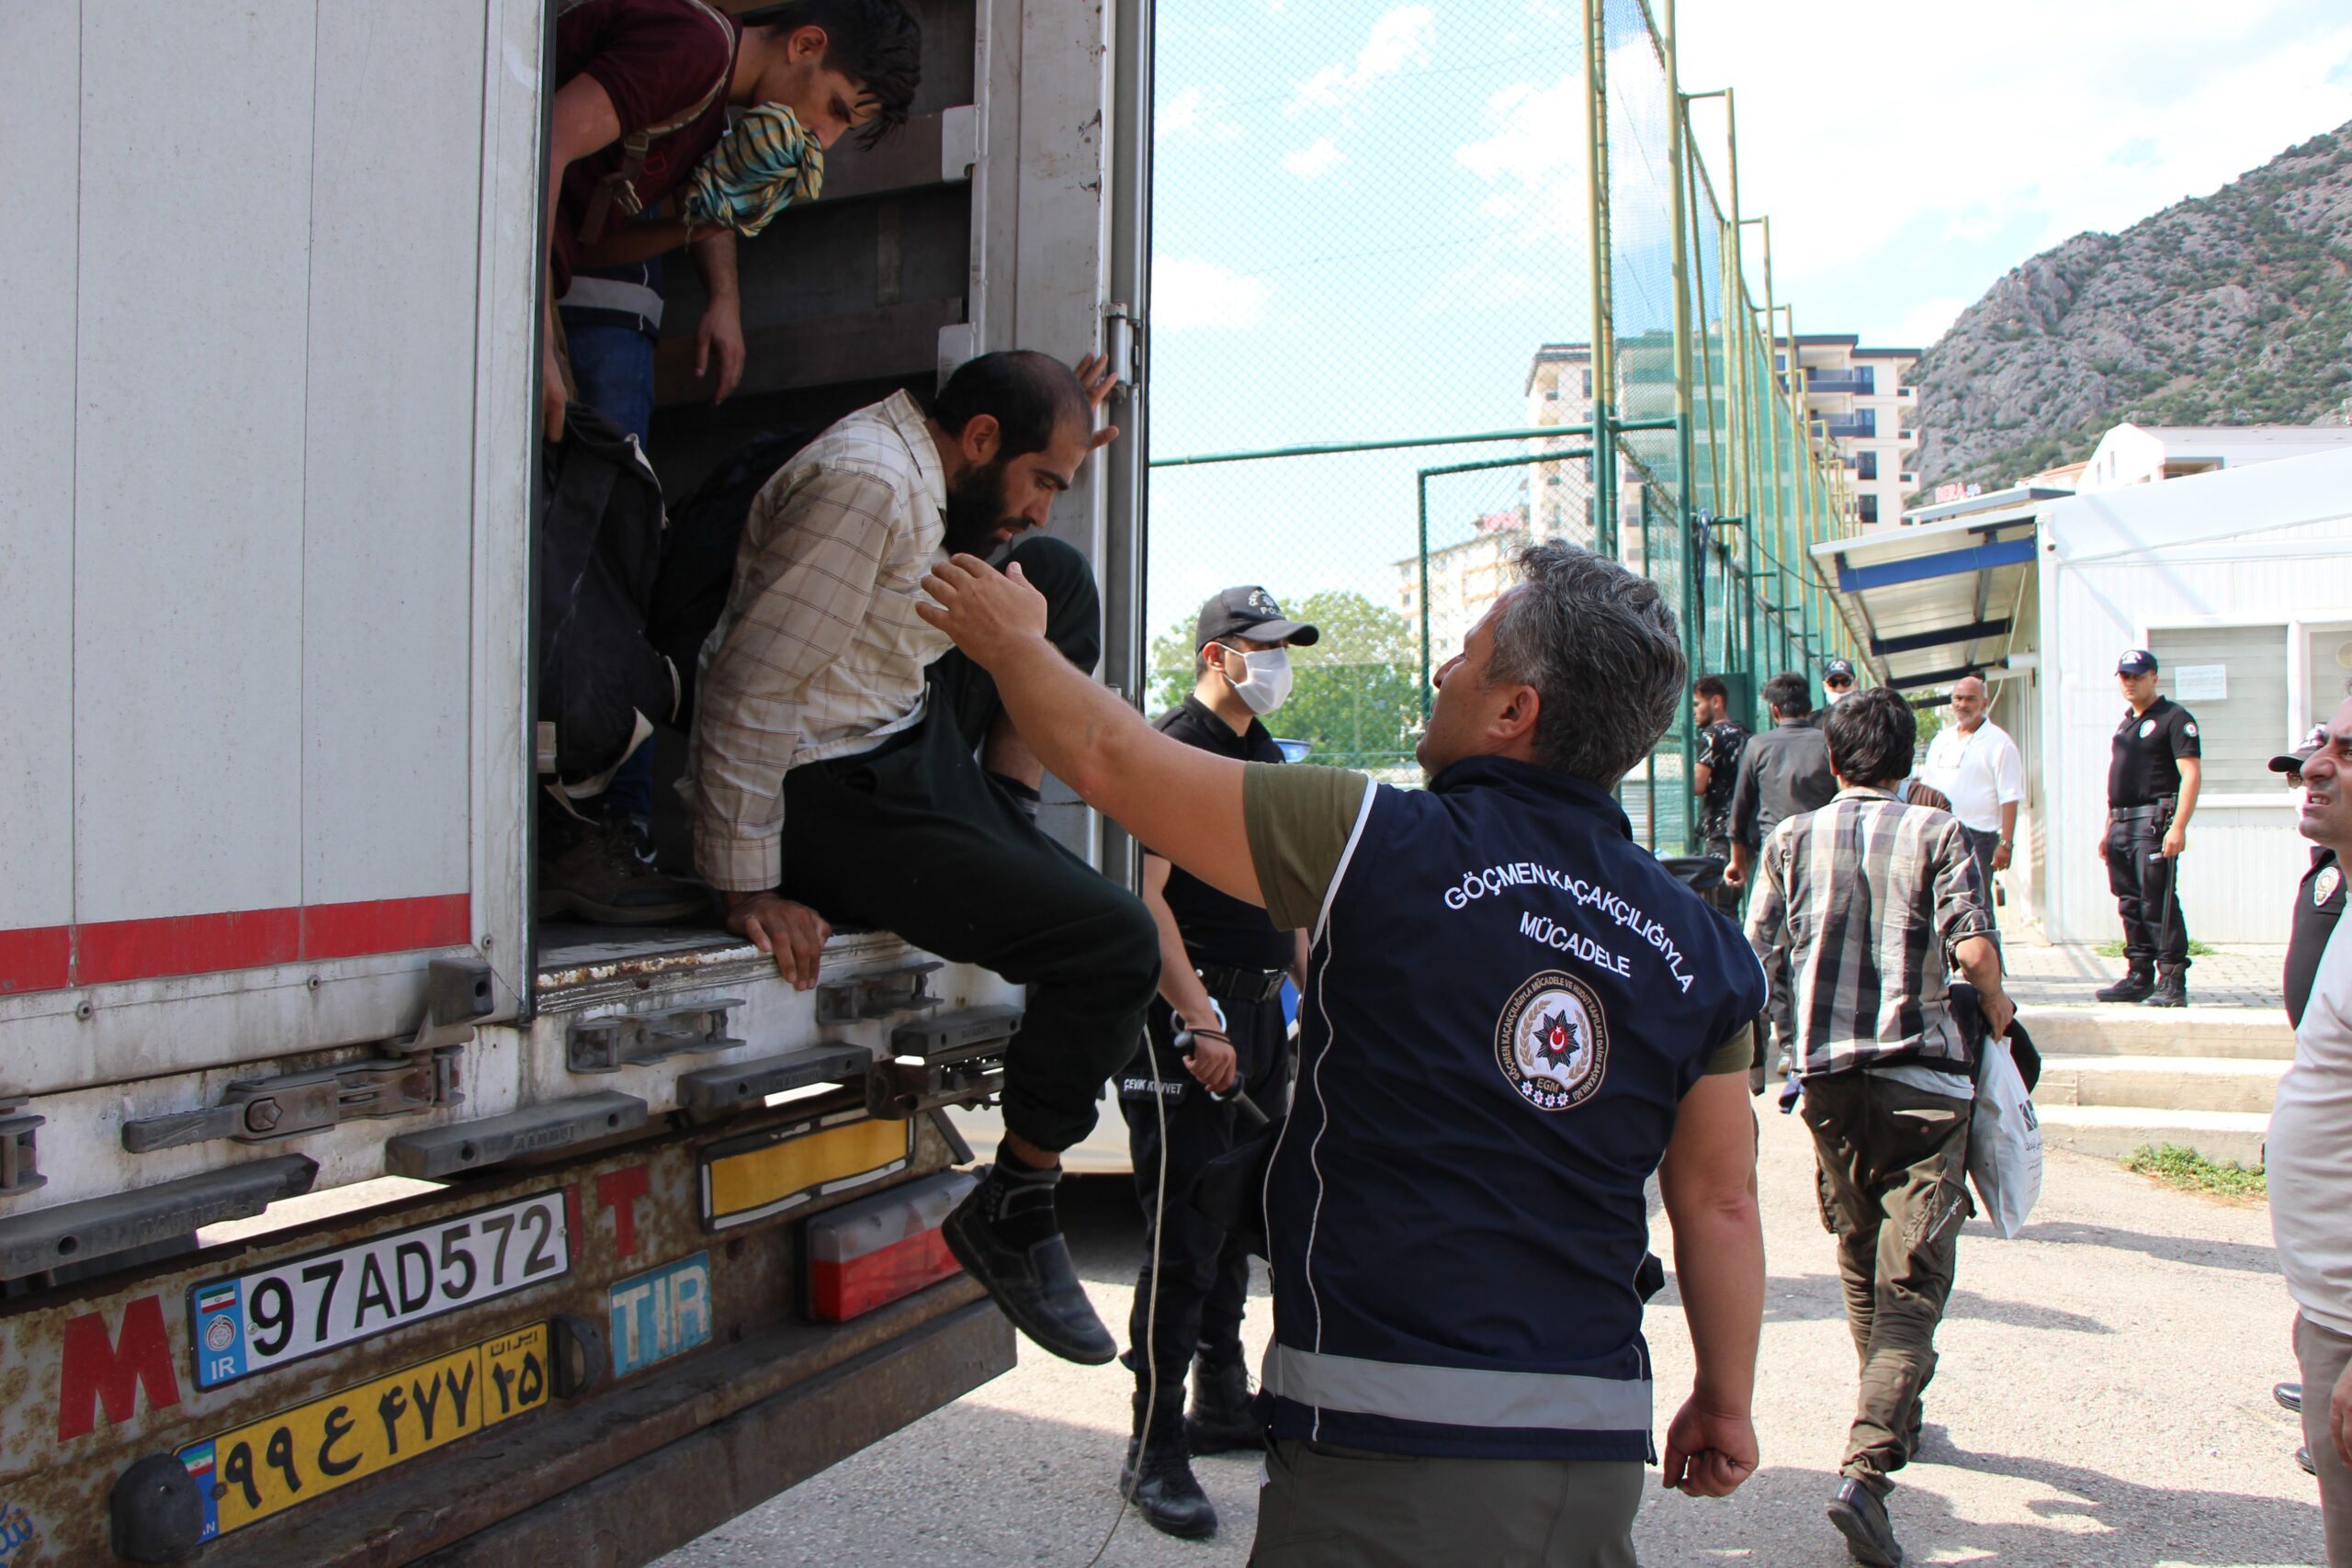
[188,1190,569,1389]
[177,1323,550,1540]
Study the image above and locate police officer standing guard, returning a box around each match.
[2097,649,2203,1007]
[1116,587,1316,1540]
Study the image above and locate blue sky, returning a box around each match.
[1142,0,2352,645]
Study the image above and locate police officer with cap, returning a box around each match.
[2097,649,2203,1006]
[1805,658,1859,728]
[916,540,1770,1565]
[1114,586,1317,1540]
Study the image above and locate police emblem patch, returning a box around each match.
[2139,719,2157,738]
[2185,722,2198,738]
[2319,865,2343,908]
[1495,969,1610,1112]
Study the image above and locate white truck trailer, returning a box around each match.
[0,0,1152,1559]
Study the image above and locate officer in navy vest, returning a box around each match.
[915,539,1772,1567]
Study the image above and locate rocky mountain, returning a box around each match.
[1909,123,2352,492]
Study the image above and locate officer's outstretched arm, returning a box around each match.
[917,553,1265,905]
[1658,1071,1763,1497]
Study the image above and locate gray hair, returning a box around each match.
[1487,543,1686,787]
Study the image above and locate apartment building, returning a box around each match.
[1778,334,1918,527]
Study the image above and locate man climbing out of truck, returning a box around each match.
[685,349,1158,1366]
[537,0,922,927]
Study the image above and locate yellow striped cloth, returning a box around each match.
[681,102,826,238]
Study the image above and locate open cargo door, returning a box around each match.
[0,0,541,1220]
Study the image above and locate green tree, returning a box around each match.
[1143,590,1423,772]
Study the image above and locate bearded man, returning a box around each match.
[685,349,1156,1368]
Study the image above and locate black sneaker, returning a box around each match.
[1121,1407,1217,1540]
[943,1166,1117,1365]
[2095,969,2154,1003]
[1827,1478,1905,1567]
[1186,1356,1265,1454]
[2144,969,2188,1008]
[538,808,709,925]
[2277,1382,2303,1413]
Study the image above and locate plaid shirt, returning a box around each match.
[684,391,954,892]
[1744,787,1994,1076]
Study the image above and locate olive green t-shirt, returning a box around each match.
[1238,761,1754,1077]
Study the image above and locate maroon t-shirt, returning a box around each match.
[552,0,742,294]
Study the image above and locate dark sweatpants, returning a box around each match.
[775,536,1159,1153]
[2106,812,2188,971]
[1121,992,1292,1393]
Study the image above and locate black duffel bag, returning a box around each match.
[537,408,678,790]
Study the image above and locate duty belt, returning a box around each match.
[1195,964,1288,1003]
[2111,803,2165,823]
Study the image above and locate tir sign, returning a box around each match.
[607,1253,713,1379]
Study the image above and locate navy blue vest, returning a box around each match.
[1261,756,1767,1461]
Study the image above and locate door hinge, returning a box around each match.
[0,1092,45,1198]
[865,1004,1023,1120]
[120,1049,465,1154]
[1103,302,1144,399]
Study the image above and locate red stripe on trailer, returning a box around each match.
[301,893,470,960]
[0,926,72,995]
[75,908,302,986]
[0,893,470,992]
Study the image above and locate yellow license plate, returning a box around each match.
[177,1322,548,1540]
[702,1112,910,1230]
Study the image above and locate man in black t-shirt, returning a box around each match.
[2096,649,2203,1006]
[1691,676,1750,916]
[1116,587,1317,1540]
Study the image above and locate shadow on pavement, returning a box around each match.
[1749,1276,2115,1336]
[2008,1218,2281,1277]
[1645,1459,2324,1568]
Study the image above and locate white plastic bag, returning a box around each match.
[1966,1033,2043,1238]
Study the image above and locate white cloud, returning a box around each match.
[1151,257,1272,331]
[1892,296,1968,349]
[1281,137,1346,178]
[1158,84,1245,144]
[1289,6,1435,113]
[1674,0,2352,315]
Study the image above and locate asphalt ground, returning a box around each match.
[656,1105,2324,1567]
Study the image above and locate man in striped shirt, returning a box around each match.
[1745,685,2012,1568]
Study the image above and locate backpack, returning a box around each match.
[646,426,824,721]
[537,408,679,789]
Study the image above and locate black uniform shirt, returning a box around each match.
[2286,847,2346,1029]
[1147,696,1295,971]
[2108,696,2201,808]
[1696,721,1750,843]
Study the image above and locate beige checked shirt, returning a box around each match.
[686,390,956,892]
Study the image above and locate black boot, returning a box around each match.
[2094,965,2154,1003]
[1186,1354,1265,1454]
[2144,966,2188,1008]
[1120,1396,1217,1540]
[537,796,711,925]
[1826,1477,1905,1567]
[942,1149,1116,1365]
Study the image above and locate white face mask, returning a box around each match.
[1220,645,1294,715]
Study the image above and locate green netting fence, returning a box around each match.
[1145,0,1863,849]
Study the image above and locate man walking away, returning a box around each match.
[1115,586,1317,1540]
[1746,686,2012,1567]
[1692,675,1751,917]
[687,350,1156,1366]
[2096,649,2201,1006]
[1723,671,1836,893]
[917,541,1770,1567]
[2270,694,2352,1564]
[1920,674,2024,915]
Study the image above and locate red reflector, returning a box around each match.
[806,1170,974,1323]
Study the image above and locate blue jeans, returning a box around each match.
[559,319,659,821]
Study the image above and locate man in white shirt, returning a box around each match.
[2271,693,2352,1565]
[1921,675,2024,914]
